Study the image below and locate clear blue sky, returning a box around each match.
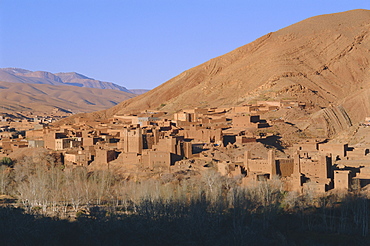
[0,1,369,89]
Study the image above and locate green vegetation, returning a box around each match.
[0,157,13,167]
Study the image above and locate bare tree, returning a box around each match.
[0,166,11,195]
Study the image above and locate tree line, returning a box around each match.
[0,152,370,245]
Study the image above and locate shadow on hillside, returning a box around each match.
[258,135,285,151]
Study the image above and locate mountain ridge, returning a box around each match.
[115,10,370,113]
[0,68,133,92]
[54,9,370,137]
[0,80,136,114]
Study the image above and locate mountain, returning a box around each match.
[0,68,64,86]
[0,68,132,92]
[54,72,132,92]
[60,10,370,137]
[0,80,136,114]
[128,89,150,95]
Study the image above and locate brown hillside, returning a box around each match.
[0,81,136,114]
[63,10,370,135]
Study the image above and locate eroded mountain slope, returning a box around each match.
[62,10,370,137]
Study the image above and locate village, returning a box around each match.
[1,99,370,194]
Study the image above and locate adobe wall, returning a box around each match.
[25,129,44,140]
[232,115,260,128]
[55,139,70,150]
[28,140,44,148]
[299,155,331,179]
[122,128,143,154]
[43,132,56,150]
[82,137,100,147]
[235,136,256,144]
[181,128,222,142]
[118,152,141,165]
[107,150,118,163]
[282,176,302,192]
[334,170,350,190]
[183,142,192,158]
[302,182,326,193]
[95,149,119,165]
[64,153,77,163]
[229,164,243,177]
[278,159,294,177]
[174,113,191,122]
[183,108,208,115]
[293,142,318,152]
[147,151,171,170]
[346,147,369,159]
[152,137,176,154]
[244,150,276,175]
[319,143,348,158]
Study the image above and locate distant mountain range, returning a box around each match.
[0,80,136,114]
[0,68,149,94]
[0,68,151,114]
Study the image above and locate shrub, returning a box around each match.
[0,157,13,167]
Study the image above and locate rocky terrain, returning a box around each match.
[65,9,369,139]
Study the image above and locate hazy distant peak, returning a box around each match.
[0,67,134,93]
[128,89,150,95]
[1,68,32,74]
[55,72,92,81]
[24,71,62,80]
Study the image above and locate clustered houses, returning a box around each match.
[1,100,370,193]
[219,141,370,193]
[0,111,70,142]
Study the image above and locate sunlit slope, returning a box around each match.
[0,81,136,113]
[65,10,370,133]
